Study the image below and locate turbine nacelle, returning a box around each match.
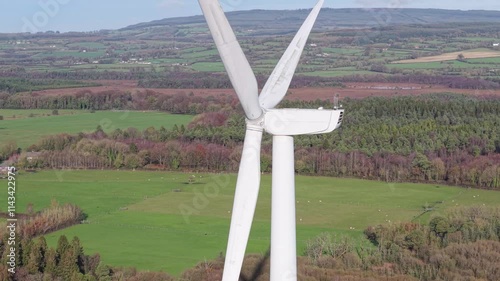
[264,108,343,136]
[247,108,344,136]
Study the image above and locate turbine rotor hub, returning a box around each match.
[246,114,265,131]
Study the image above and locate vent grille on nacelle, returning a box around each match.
[337,112,344,124]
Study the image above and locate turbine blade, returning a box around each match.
[222,127,262,281]
[259,0,324,109]
[198,0,263,120]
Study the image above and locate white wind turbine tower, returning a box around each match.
[198,0,344,280]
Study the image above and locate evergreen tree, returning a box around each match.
[55,235,70,269]
[26,237,47,274]
[20,238,33,268]
[59,247,79,280]
[95,263,112,281]
[44,248,57,276]
[71,236,86,274]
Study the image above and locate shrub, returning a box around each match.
[16,200,86,239]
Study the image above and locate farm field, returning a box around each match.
[2,31,499,82]
[0,110,193,149]
[1,11,500,93]
[4,170,500,275]
[394,49,500,63]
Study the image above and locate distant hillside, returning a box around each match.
[123,8,500,33]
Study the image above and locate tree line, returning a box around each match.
[1,71,499,98]
[0,78,98,94]
[7,93,499,189]
[0,234,175,281]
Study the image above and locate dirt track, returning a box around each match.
[31,81,500,102]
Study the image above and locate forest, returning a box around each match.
[3,91,499,190]
[1,73,499,94]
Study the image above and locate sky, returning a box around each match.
[1,0,500,33]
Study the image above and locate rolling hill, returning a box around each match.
[122,8,500,34]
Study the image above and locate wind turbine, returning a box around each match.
[198,0,344,280]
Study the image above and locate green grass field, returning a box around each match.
[467,57,500,63]
[190,62,226,72]
[389,60,481,70]
[181,49,218,59]
[321,47,362,55]
[4,170,500,275]
[67,42,108,49]
[32,51,106,59]
[0,110,193,149]
[299,70,379,77]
